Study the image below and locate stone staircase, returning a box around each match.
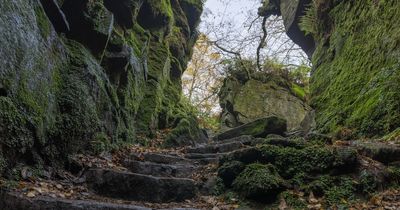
[0,135,256,210]
[2,128,400,209]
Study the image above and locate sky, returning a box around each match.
[198,0,309,66]
[202,0,257,25]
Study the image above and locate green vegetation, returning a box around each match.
[34,5,51,37]
[260,144,334,178]
[280,191,308,209]
[233,163,285,201]
[0,97,33,152]
[307,0,400,137]
[324,177,356,207]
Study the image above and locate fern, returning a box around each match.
[299,0,319,36]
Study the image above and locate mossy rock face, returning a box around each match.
[0,0,204,173]
[307,0,400,137]
[164,116,208,147]
[103,0,142,28]
[232,163,286,202]
[61,0,115,55]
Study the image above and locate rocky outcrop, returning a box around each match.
[258,0,315,57]
[262,0,400,138]
[0,0,204,175]
[219,69,313,133]
[214,117,287,141]
[309,0,400,138]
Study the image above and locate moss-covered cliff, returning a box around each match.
[262,0,400,138]
[306,0,400,138]
[0,0,205,175]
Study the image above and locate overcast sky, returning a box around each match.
[201,0,259,32]
[199,0,309,66]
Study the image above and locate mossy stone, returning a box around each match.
[233,163,286,202]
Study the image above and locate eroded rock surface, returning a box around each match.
[219,70,313,133]
[0,0,205,177]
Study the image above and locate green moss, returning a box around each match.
[280,191,308,210]
[51,40,103,156]
[213,177,226,196]
[388,166,400,185]
[90,133,111,155]
[0,152,6,175]
[306,175,356,207]
[145,0,174,31]
[0,97,33,152]
[151,0,174,19]
[260,144,335,178]
[324,177,356,207]
[359,170,379,194]
[291,84,307,101]
[136,80,162,133]
[164,116,200,147]
[233,163,285,201]
[0,179,19,189]
[310,0,400,137]
[382,127,400,142]
[34,5,51,38]
[86,0,111,33]
[124,24,150,57]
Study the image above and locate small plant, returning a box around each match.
[90,133,111,155]
[299,0,319,36]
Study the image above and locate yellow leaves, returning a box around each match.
[210,52,222,60]
[182,34,224,117]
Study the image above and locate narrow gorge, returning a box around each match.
[0,0,399,209]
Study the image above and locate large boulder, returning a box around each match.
[232,163,287,202]
[85,169,197,202]
[219,72,313,132]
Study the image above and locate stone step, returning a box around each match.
[186,141,245,154]
[130,152,192,165]
[214,135,254,144]
[351,141,400,164]
[123,160,197,178]
[184,153,224,159]
[0,191,151,210]
[85,169,197,203]
[213,117,287,141]
[184,153,228,165]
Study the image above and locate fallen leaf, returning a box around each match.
[26,191,36,198]
[279,198,288,210]
[309,192,318,204]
